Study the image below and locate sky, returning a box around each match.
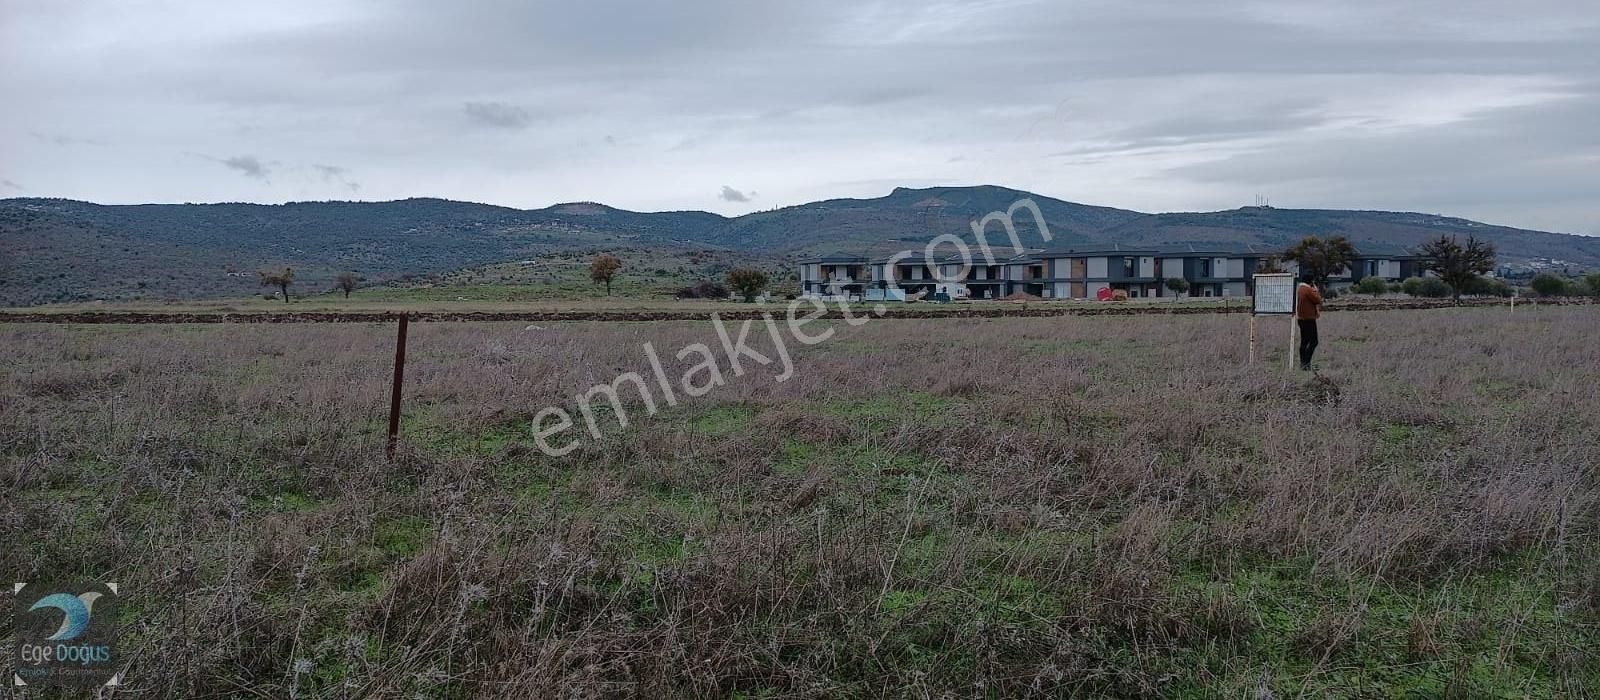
[2,0,1597,234]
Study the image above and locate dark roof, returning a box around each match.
[1348,242,1420,258]
[1152,243,1283,256]
[812,242,1418,263]
[799,252,870,264]
[1153,242,1420,258]
[1035,244,1159,257]
[870,248,1039,265]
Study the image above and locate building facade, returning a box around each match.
[797,243,1422,299]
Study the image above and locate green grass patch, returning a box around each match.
[818,391,954,426]
[686,404,757,435]
[1166,554,1587,698]
[373,515,430,559]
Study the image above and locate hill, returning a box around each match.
[705,185,1142,251]
[0,198,728,305]
[4,187,1597,305]
[1099,206,1600,268]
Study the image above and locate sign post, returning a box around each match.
[1251,273,1296,368]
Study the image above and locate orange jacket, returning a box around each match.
[1296,284,1322,320]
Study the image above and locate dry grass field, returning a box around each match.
[2,307,1596,697]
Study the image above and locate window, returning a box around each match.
[1122,257,1137,277]
[1199,258,1212,277]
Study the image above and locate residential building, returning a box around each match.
[1031,245,1161,299]
[797,253,870,298]
[1276,243,1425,287]
[797,243,1424,299]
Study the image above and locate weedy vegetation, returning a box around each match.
[1,307,1596,697]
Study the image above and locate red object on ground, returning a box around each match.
[1096,287,1114,301]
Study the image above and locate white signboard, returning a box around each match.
[1253,273,1296,315]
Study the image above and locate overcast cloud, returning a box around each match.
[1,0,1596,233]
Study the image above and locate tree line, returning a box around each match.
[1273,234,1599,300]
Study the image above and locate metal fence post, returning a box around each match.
[386,313,409,460]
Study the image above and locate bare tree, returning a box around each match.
[258,267,294,303]
[1283,236,1356,289]
[1418,235,1496,303]
[589,254,622,296]
[334,271,360,299]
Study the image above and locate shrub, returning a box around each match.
[1401,277,1425,296]
[1353,277,1388,297]
[1583,273,1600,297]
[1461,276,1511,297]
[674,280,728,299]
[1530,273,1570,297]
[1416,278,1452,298]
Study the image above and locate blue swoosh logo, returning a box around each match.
[29,593,93,641]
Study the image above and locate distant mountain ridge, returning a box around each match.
[3,186,1597,305]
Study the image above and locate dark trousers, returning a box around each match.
[1297,319,1319,367]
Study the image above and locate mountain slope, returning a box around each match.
[708,186,1146,251]
[0,198,727,304]
[1101,207,1600,264]
[3,187,1596,306]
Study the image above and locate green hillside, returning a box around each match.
[5,187,1597,306]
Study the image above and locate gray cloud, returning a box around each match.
[0,0,1596,230]
[463,101,533,129]
[312,164,360,192]
[719,185,755,202]
[2,179,22,190]
[30,131,105,147]
[221,155,270,179]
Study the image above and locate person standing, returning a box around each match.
[1296,278,1323,370]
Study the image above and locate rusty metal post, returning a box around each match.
[386,313,409,460]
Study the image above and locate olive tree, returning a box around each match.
[258,267,294,303]
[726,268,769,303]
